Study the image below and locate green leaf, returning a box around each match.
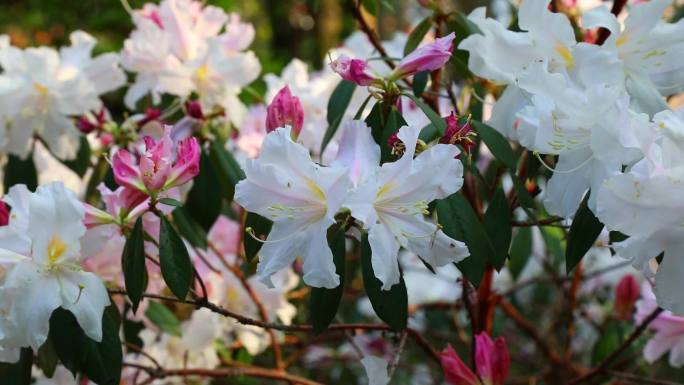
[404,17,433,55]
[159,197,183,207]
[172,207,208,249]
[591,321,626,365]
[566,193,604,273]
[36,337,59,378]
[509,227,532,280]
[474,121,535,208]
[365,101,385,146]
[159,216,193,300]
[361,234,408,331]
[361,0,377,15]
[3,153,37,192]
[436,193,496,286]
[209,140,245,202]
[483,188,512,270]
[418,123,439,143]
[0,348,32,385]
[62,137,92,177]
[310,225,347,333]
[244,212,273,263]
[186,151,222,231]
[122,217,147,312]
[403,93,446,134]
[322,80,357,154]
[145,301,181,336]
[412,71,429,97]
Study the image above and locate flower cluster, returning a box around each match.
[235,120,469,289]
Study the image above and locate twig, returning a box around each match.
[349,0,395,70]
[565,307,664,385]
[388,331,408,379]
[607,370,684,385]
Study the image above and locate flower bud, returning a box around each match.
[185,100,205,120]
[0,201,9,227]
[329,55,377,86]
[475,332,510,385]
[440,112,476,155]
[440,345,480,385]
[615,274,640,320]
[393,33,455,79]
[77,109,107,134]
[138,107,162,127]
[266,86,304,138]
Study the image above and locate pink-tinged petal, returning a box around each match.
[84,204,114,228]
[208,215,241,255]
[615,274,641,320]
[140,129,175,192]
[167,136,200,188]
[394,32,455,78]
[266,86,304,137]
[475,333,496,383]
[0,201,9,226]
[330,55,377,86]
[112,149,145,192]
[441,345,480,385]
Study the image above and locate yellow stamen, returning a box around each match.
[195,64,209,81]
[33,82,49,96]
[555,44,574,69]
[48,235,67,263]
[305,178,326,201]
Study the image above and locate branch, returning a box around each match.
[565,307,664,385]
[348,0,395,70]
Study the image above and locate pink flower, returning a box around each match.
[393,33,456,79]
[84,184,148,228]
[636,283,684,367]
[440,112,476,155]
[112,126,200,195]
[329,55,377,86]
[266,86,304,137]
[441,333,510,385]
[615,274,640,321]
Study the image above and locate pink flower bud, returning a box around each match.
[393,32,456,79]
[440,112,476,155]
[329,55,377,86]
[0,201,9,227]
[440,345,480,385]
[77,109,107,134]
[112,126,200,195]
[185,100,205,120]
[138,107,162,127]
[615,274,640,320]
[266,86,304,137]
[475,333,510,385]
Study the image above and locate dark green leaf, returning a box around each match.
[361,0,377,15]
[380,106,408,163]
[436,193,496,286]
[145,301,181,336]
[244,212,273,263]
[361,234,408,331]
[404,17,433,55]
[354,94,373,120]
[474,121,535,208]
[403,93,446,134]
[123,318,145,348]
[209,140,245,202]
[159,216,193,300]
[122,217,147,312]
[186,151,222,231]
[50,308,87,375]
[365,101,385,146]
[62,137,92,177]
[591,321,626,365]
[509,227,532,280]
[418,123,439,143]
[412,71,429,97]
[322,80,357,154]
[36,337,59,378]
[0,348,32,385]
[82,305,123,385]
[3,153,37,192]
[172,207,208,249]
[310,225,347,333]
[566,193,604,273]
[159,197,183,207]
[483,188,512,270]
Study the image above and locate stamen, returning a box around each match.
[534,152,594,174]
[245,227,303,244]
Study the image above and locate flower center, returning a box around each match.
[47,235,67,264]
[554,43,574,69]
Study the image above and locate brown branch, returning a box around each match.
[565,307,664,385]
[607,370,684,385]
[124,362,324,385]
[348,0,395,70]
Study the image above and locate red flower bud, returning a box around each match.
[266,86,304,138]
[0,201,9,227]
[615,274,640,320]
[440,112,476,155]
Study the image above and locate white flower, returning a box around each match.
[0,32,124,159]
[234,126,350,288]
[121,0,261,126]
[339,122,470,289]
[583,0,684,114]
[0,182,110,354]
[595,107,684,314]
